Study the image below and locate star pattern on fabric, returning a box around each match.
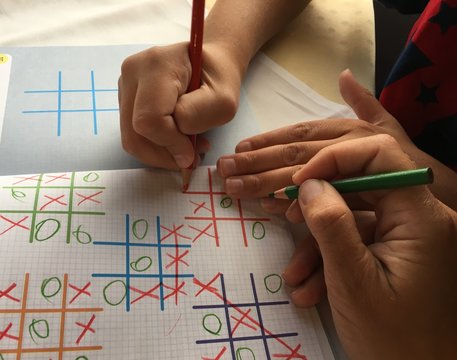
[379,0,457,168]
[416,83,439,105]
[429,2,457,33]
[384,41,433,86]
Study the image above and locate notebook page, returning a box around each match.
[0,166,333,359]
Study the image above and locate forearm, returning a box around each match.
[204,0,309,76]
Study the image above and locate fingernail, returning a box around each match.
[226,178,243,194]
[300,179,324,204]
[236,141,252,153]
[174,154,193,168]
[218,158,236,177]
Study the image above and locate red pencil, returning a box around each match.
[181,0,205,192]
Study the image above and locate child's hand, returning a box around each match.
[118,42,243,169]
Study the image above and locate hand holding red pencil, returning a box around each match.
[181,0,206,191]
[118,5,242,172]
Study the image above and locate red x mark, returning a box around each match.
[160,224,191,243]
[0,215,29,236]
[39,194,67,211]
[69,282,91,305]
[130,284,160,304]
[231,308,257,335]
[190,200,211,214]
[0,323,19,342]
[163,282,187,302]
[12,174,41,185]
[75,314,96,345]
[202,346,227,360]
[273,344,307,359]
[193,273,221,297]
[165,250,189,269]
[44,173,70,183]
[0,283,20,303]
[188,223,216,244]
[75,191,103,206]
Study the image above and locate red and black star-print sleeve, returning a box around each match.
[379,0,457,170]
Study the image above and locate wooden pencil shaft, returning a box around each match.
[270,167,433,199]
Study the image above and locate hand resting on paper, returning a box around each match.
[286,134,457,359]
[216,70,457,211]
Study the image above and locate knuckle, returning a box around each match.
[120,133,138,156]
[288,122,314,142]
[236,152,257,171]
[351,120,378,135]
[246,175,263,193]
[373,133,398,146]
[308,203,349,232]
[281,144,302,165]
[120,54,137,75]
[216,91,238,124]
[132,112,152,135]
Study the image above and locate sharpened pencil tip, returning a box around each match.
[181,168,193,193]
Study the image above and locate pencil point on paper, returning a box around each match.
[181,168,193,193]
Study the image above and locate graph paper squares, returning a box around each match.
[92,214,194,312]
[193,273,308,360]
[0,274,102,359]
[0,172,106,244]
[184,168,271,248]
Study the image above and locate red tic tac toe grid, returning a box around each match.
[183,168,270,247]
[0,172,105,244]
[0,274,103,359]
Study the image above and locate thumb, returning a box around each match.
[339,69,394,127]
[298,179,377,285]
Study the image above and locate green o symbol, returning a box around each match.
[130,256,153,272]
[236,347,255,359]
[220,196,233,208]
[202,313,222,335]
[264,274,282,293]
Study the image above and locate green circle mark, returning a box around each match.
[130,256,153,272]
[220,196,233,209]
[202,313,222,335]
[264,274,282,293]
[28,318,50,344]
[236,347,255,359]
[103,280,127,306]
[41,277,62,301]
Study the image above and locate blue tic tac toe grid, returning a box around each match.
[92,214,194,312]
[22,70,119,136]
[193,273,305,359]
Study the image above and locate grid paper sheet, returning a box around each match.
[0,166,333,359]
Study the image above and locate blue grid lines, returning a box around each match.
[22,70,118,136]
[92,214,193,312]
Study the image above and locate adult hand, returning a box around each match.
[216,70,457,210]
[287,134,457,359]
[119,42,243,169]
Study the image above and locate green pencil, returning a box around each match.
[268,167,434,200]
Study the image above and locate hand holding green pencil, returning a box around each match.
[269,167,434,199]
